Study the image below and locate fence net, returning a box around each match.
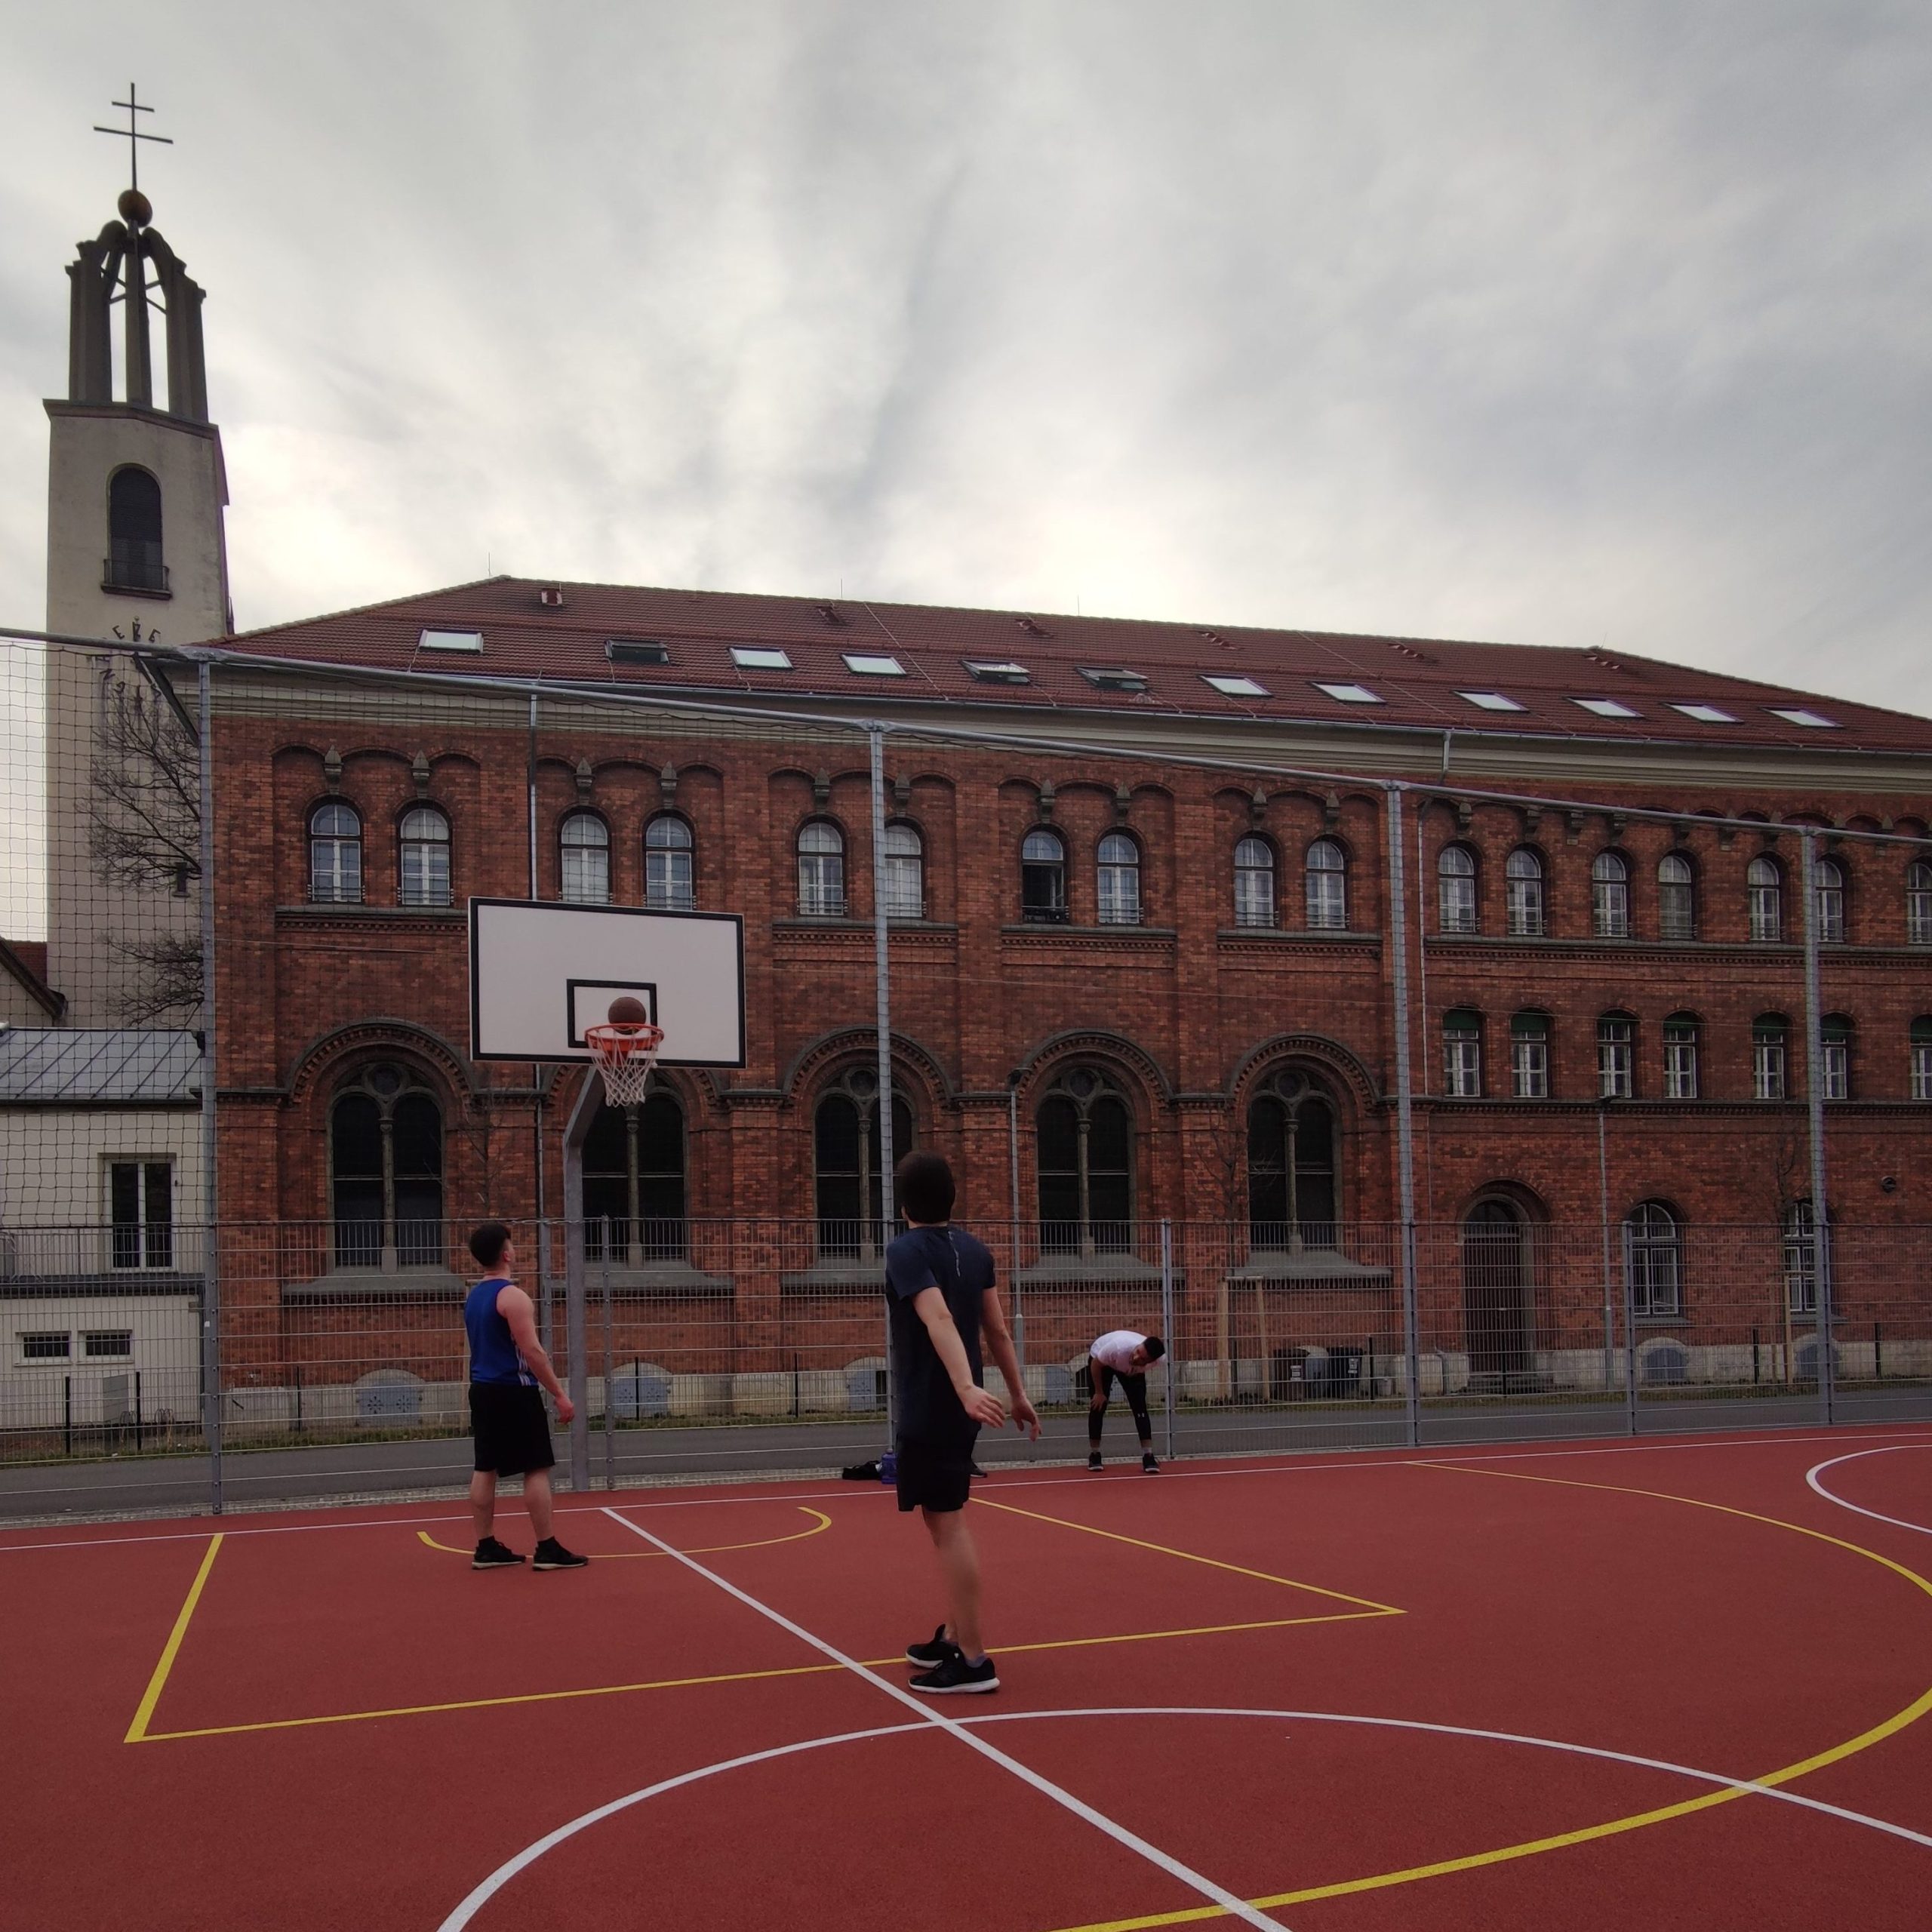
[1,632,1927,1521]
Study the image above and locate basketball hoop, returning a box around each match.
[585,1020,664,1107]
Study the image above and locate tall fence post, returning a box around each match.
[1620,1218,1639,1436]
[601,1222,616,1492]
[869,727,897,1437]
[197,659,223,1515]
[1008,1075,1028,1453]
[1801,831,1835,1424]
[1384,784,1423,1447]
[1597,1103,1615,1400]
[1160,1218,1177,1461]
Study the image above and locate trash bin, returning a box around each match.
[1322,1346,1365,1397]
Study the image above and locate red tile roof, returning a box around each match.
[228,577,1932,758]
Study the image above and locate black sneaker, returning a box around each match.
[472,1537,525,1571]
[910,1651,998,1694]
[1142,1452,1161,1474]
[905,1623,957,1666]
[532,1537,589,1571]
[1087,1451,1103,1472]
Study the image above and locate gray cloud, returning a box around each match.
[1,0,1929,721]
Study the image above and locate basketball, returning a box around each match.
[608,995,650,1026]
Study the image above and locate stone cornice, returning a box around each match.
[275,904,466,932]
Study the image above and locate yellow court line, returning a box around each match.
[976,1497,1405,1617]
[124,1534,223,1744]
[415,1506,832,1561]
[131,1611,1389,1743]
[1032,1461,1932,1932]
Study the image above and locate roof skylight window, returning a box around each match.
[1312,681,1383,705]
[1203,675,1269,698]
[1572,697,1641,719]
[1081,667,1149,693]
[418,628,482,653]
[1769,708,1840,728]
[843,653,906,677]
[1669,703,1737,724]
[731,646,793,670]
[965,660,1031,685]
[605,638,670,666]
[1458,691,1524,712]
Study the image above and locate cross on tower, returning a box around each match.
[94,82,173,192]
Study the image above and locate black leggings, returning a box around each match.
[1088,1361,1152,1447]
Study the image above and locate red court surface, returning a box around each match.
[8,1426,1932,1930]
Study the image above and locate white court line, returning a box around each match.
[433,1703,1932,1929]
[1806,1444,1932,1537]
[11,1422,1932,1555]
[596,1505,1291,1932]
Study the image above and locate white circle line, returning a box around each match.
[1806,1444,1932,1537]
[433,1703,1932,1930]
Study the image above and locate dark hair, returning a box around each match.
[1143,1336,1166,1362]
[469,1221,512,1269]
[895,1150,955,1224]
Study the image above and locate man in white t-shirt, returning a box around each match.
[1086,1328,1165,1473]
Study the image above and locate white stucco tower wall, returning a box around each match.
[43,187,231,1023]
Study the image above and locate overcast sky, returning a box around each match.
[3,2,1930,715]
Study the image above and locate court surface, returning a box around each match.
[7,1426,1931,1930]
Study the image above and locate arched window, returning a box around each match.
[1626,1202,1682,1316]
[1908,862,1932,946]
[1246,1071,1337,1249]
[309,801,362,904]
[1598,1013,1635,1098]
[1442,1009,1483,1098]
[561,811,610,904]
[1592,851,1630,939]
[1232,836,1275,929]
[1462,1199,1531,1382]
[1305,838,1348,931]
[1097,832,1142,926]
[106,466,165,592]
[1663,1014,1699,1100]
[881,822,924,921]
[398,805,451,907]
[1822,1014,1853,1100]
[1814,857,1846,943]
[1438,844,1478,934]
[1783,1200,1829,1315]
[1910,1017,1932,1101]
[1752,1014,1789,1100]
[796,820,846,917]
[583,1091,686,1262]
[814,1067,912,1258]
[644,814,694,911]
[1748,856,1783,942]
[1658,853,1697,941]
[331,1063,443,1269]
[1022,828,1067,923]
[1505,848,1546,937]
[1037,1067,1133,1255]
[1509,1012,1549,1099]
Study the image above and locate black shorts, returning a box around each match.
[470,1382,555,1477]
[894,1430,980,1515]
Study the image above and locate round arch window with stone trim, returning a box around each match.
[814,1066,913,1259]
[1626,1200,1683,1316]
[797,819,847,918]
[645,814,694,910]
[1658,852,1697,941]
[1438,844,1478,933]
[1232,835,1275,928]
[1097,831,1143,927]
[583,1090,687,1262]
[1814,856,1847,944]
[107,464,165,592]
[1505,847,1546,937]
[1036,1066,1134,1255]
[1909,862,1932,946]
[1592,851,1630,938]
[1748,855,1783,942]
[330,1063,444,1269]
[881,821,924,921]
[398,804,451,907]
[1305,838,1348,931]
[309,800,363,904]
[1909,1016,1932,1101]
[1022,827,1068,924]
[561,811,611,904]
[1246,1069,1338,1250]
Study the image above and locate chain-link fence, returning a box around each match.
[2,626,1929,1521]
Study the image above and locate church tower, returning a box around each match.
[45,100,231,1023]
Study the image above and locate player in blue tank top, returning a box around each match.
[463,1223,587,1571]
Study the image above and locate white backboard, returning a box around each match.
[469,899,746,1066]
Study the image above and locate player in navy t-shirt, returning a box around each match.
[884,1152,1038,1694]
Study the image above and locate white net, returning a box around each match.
[585,1023,663,1108]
